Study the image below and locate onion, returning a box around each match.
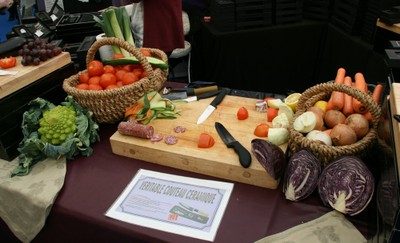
[307,106,325,119]
[324,110,346,128]
[306,130,332,146]
[293,111,324,133]
[330,124,357,146]
[345,114,370,139]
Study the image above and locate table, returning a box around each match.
[0,85,380,243]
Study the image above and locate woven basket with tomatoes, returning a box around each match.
[63,37,168,124]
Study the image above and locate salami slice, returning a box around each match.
[164,135,178,145]
[173,125,186,133]
[117,121,154,139]
[150,134,164,143]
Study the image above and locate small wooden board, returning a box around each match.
[0,52,72,99]
[390,83,400,178]
[110,95,288,189]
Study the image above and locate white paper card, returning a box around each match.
[106,169,234,241]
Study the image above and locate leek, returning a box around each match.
[94,10,121,55]
[105,9,131,57]
[94,7,135,57]
[119,7,135,46]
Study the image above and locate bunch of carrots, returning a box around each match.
[326,67,384,123]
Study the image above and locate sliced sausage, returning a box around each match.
[150,134,164,143]
[117,121,154,139]
[165,135,178,145]
[174,125,186,133]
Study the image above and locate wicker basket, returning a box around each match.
[63,37,168,124]
[288,82,382,166]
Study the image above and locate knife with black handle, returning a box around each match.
[215,122,252,168]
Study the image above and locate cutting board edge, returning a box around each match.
[109,133,279,189]
[390,83,400,179]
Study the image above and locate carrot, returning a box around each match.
[327,67,346,111]
[198,133,215,148]
[125,103,144,120]
[363,83,384,124]
[352,72,368,114]
[323,129,332,135]
[371,83,384,104]
[342,76,354,116]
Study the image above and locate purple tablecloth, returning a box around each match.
[0,83,377,243]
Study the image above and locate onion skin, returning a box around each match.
[330,124,357,146]
[283,149,321,201]
[251,139,286,180]
[345,113,370,139]
[324,110,346,129]
[318,156,374,216]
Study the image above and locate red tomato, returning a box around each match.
[237,107,249,120]
[113,54,125,59]
[140,49,152,57]
[254,123,270,137]
[76,83,89,90]
[264,97,275,103]
[267,107,279,122]
[88,84,103,90]
[103,65,116,74]
[87,60,104,77]
[79,71,90,84]
[122,72,139,85]
[0,56,17,69]
[99,73,117,89]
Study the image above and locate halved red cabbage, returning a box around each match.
[251,139,286,180]
[283,149,321,201]
[318,156,375,216]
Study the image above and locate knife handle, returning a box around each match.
[228,141,252,168]
[210,89,227,107]
[193,85,218,96]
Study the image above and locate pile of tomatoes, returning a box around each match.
[76,52,150,91]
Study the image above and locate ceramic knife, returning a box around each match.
[215,122,252,168]
[196,89,227,124]
[183,90,221,102]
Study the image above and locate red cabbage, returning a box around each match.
[283,149,321,201]
[251,139,286,180]
[318,156,375,216]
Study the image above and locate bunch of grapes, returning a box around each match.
[18,38,63,66]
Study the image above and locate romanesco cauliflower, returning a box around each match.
[38,105,77,145]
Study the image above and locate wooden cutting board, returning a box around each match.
[110,95,288,189]
[0,52,72,99]
[390,83,400,178]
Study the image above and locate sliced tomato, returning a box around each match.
[237,106,249,120]
[0,56,17,69]
[267,107,279,122]
[254,123,270,137]
[198,133,215,148]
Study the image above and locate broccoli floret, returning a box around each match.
[38,105,77,145]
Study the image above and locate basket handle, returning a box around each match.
[85,37,166,83]
[296,82,382,129]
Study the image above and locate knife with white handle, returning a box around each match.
[196,89,227,125]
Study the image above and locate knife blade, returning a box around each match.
[215,122,252,168]
[196,89,227,125]
[183,90,221,102]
